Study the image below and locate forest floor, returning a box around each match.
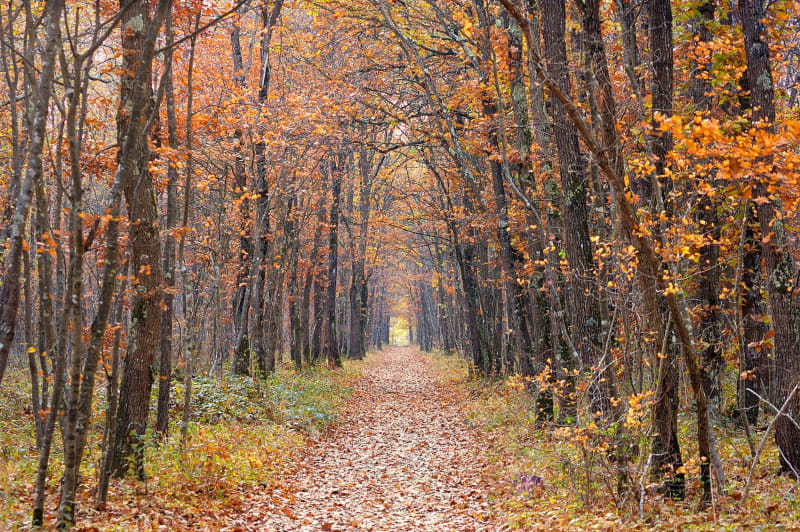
[225,346,496,531]
[5,346,798,530]
[0,359,360,530]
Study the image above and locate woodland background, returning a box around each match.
[0,0,799,528]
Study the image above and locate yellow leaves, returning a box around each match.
[625,390,654,430]
[663,282,682,296]
[505,374,527,392]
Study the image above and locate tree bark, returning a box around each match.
[0,0,63,386]
[739,0,800,475]
[542,0,619,422]
[156,11,179,436]
[323,156,343,367]
[112,0,170,479]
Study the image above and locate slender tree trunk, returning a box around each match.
[690,0,724,414]
[288,194,303,370]
[348,149,373,360]
[250,0,284,378]
[23,241,41,447]
[178,10,201,446]
[58,47,94,527]
[739,204,767,424]
[475,0,534,378]
[231,22,252,376]
[34,180,56,449]
[156,12,179,436]
[324,157,343,368]
[0,0,63,386]
[96,261,129,508]
[302,215,322,364]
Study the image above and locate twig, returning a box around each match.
[742,384,799,505]
[639,453,653,520]
[747,388,800,430]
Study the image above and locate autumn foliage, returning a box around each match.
[0,0,799,528]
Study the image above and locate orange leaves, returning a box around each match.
[655,112,683,137]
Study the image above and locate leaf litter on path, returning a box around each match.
[225,346,497,531]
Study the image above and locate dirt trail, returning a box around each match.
[236,346,495,531]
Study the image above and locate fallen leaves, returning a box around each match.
[225,346,495,531]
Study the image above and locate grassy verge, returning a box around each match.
[0,359,362,530]
[428,351,800,530]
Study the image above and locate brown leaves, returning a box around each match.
[226,347,495,531]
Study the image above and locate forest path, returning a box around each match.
[234,346,496,531]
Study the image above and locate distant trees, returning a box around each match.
[0,0,799,527]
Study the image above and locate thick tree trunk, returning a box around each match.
[112,0,169,479]
[739,0,800,475]
[542,0,619,422]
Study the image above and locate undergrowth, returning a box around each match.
[0,358,362,530]
[429,351,800,530]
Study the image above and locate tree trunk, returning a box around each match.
[0,0,63,386]
[739,204,768,424]
[739,0,800,475]
[250,0,284,378]
[640,0,685,499]
[112,0,169,479]
[96,261,129,508]
[324,157,343,367]
[231,22,252,376]
[474,0,534,379]
[156,11,179,437]
[542,0,619,422]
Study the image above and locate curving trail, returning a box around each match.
[234,346,495,531]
